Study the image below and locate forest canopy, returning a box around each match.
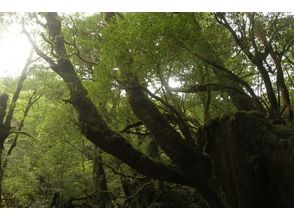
[0,12,294,208]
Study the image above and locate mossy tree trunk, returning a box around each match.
[197,111,294,207]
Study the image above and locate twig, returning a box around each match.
[8,131,36,141]
[120,121,144,133]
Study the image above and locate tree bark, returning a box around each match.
[197,111,294,207]
[92,148,113,207]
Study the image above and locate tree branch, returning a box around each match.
[169,83,247,94]
[2,91,41,170]
[214,13,278,116]
[3,50,33,128]
[119,121,144,133]
[22,20,60,74]
[40,12,192,186]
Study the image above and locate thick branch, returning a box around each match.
[40,12,191,186]
[119,70,215,193]
[124,80,223,206]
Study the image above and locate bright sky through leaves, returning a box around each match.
[0,23,32,77]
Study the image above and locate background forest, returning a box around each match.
[0,12,293,208]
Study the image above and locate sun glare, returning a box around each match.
[168,77,181,88]
[0,23,32,78]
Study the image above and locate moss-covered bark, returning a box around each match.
[197,111,294,207]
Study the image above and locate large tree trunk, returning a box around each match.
[197,111,294,207]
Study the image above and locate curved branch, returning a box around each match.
[39,12,191,186]
[8,131,35,140]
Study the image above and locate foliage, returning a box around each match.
[0,12,293,207]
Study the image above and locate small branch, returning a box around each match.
[123,179,153,200]
[32,13,47,29]
[279,37,294,58]
[2,91,41,170]
[63,16,98,66]
[119,120,151,136]
[65,140,147,181]
[122,130,151,136]
[174,38,259,101]
[63,39,98,66]
[169,83,247,95]
[4,49,33,128]
[68,179,153,205]
[8,131,36,141]
[22,19,60,74]
[120,121,144,133]
[68,15,78,36]
[40,32,58,58]
[101,159,147,181]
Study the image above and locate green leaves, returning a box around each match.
[1,12,294,207]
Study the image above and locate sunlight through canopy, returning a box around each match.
[0,23,32,77]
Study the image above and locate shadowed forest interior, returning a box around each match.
[0,12,294,207]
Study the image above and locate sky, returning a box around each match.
[0,23,32,78]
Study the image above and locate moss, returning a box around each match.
[195,110,294,207]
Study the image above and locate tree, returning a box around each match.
[215,13,294,122]
[0,51,42,207]
[17,12,294,207]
